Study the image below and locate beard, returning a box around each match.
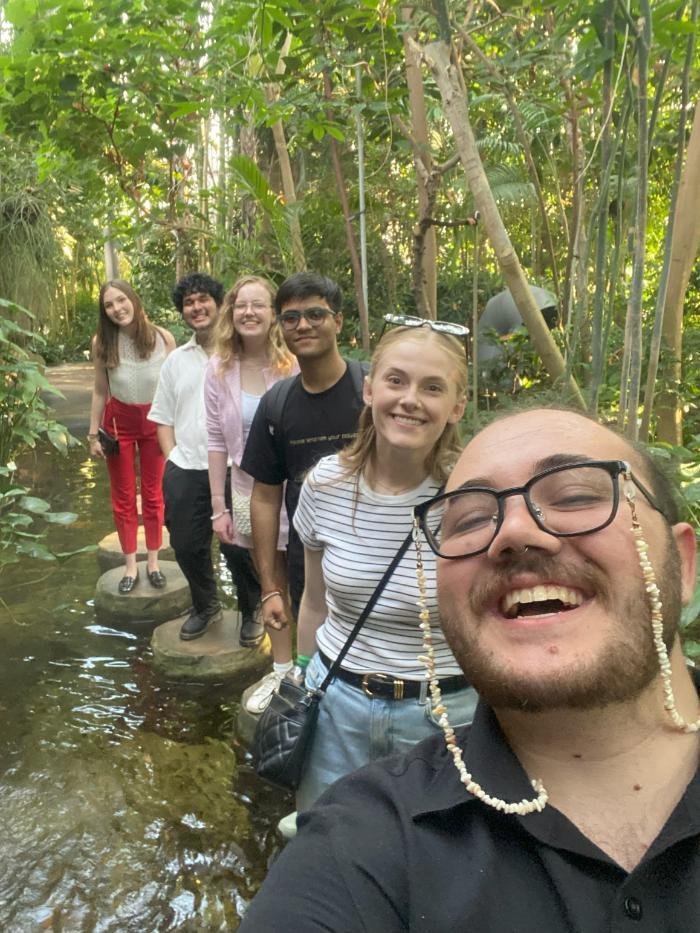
[438,533,683,713]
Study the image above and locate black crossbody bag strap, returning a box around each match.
[317,529,414,694]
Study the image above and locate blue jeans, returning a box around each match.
[296,652,479,812]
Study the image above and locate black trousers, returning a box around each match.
[163,462,260,618]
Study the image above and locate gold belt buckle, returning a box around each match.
[361,672,405,700]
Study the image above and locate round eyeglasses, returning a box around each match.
[233,300,271,312]
[413,459,663,559]
[278,307,336,331]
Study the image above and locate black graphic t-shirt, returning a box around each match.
[241,365,365,605]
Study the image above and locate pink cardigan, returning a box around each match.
[204,354,299,549]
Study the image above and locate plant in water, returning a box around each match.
[0,299,94,584]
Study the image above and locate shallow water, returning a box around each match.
[0,446,289,931]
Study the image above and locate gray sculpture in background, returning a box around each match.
[476,285,558,369]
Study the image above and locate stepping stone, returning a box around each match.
[151,610,271,680]
[97,528,175,572]
[94,560,190,628]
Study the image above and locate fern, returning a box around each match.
[228,154,294,264]
[476,135,524,160]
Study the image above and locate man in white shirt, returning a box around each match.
[149,273,262,644]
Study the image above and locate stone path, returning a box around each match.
[43,362,94,433]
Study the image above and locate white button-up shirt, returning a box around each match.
[148,335,210,471]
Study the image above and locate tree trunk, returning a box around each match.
[620,2,651,441]
[322,67,370,352]
[238,116,257,241]
[640,1,696,441]
[589,0,615,414]
[402,6,438,318]
[215,100,228,276]
[418,38,584,406]
[104,233,120,280]
[266,102,306,270]
[656,100,700,444]
[199,117,210,268]
[267,33,306,271]
[561,82,582,339]
[459,29,559,298]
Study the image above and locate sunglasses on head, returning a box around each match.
[380,313,469,367]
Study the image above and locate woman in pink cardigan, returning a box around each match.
[204,276,298,699]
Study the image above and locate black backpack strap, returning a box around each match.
[267,362,367,438]
[347,359,370,401]
[265,373,300,438]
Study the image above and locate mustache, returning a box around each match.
[465,552,609,616]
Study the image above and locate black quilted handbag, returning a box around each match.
[251,678,322,790]
[250,530,413,791]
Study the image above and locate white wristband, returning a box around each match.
[211,509,230,521]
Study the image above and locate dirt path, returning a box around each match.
[43,362,94,434]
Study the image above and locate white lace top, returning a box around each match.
[108,330,167,404]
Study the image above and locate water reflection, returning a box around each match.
[0,447,288,931]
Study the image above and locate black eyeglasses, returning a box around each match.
[414,459,663,559]
[278,306,337,331]
[380,313,469,368]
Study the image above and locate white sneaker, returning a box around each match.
[277,811,298,840]
[245,670,284,715]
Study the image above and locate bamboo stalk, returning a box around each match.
[418,38,584,407]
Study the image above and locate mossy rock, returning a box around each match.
[97,527,175,573]
[94,560,190,628]
[151,610,272,681]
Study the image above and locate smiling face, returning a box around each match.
[181,290,220,333]
[102,286,135,329]
[436,409,696,712]
[232,282,275,344]
[278,295,342,360]
[363,333,465,460]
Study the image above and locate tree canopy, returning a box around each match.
[0,0,699,442]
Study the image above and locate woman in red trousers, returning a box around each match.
[88,280,176,593]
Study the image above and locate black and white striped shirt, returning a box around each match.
[293,455,463,678]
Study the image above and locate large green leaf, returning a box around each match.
[43,511,78,525]
[16,542,56,561]
[19,496,51,514]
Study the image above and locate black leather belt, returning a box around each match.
[318,650,468,700]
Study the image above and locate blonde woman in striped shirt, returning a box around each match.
[293,321,479,811]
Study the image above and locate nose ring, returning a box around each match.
[516,546,529,554]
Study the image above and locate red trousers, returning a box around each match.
[104,397,165,555]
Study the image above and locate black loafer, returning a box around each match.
[180,607,223,641]
[118,572,139,594]
[147,569,167,589]
[239,614,265,648]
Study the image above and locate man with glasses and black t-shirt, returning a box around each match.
[240,272,367,715]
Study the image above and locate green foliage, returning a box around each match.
[0,135,65,322]
[0,299,91,572]
[644,437,700,655]
[0,0,697,444]
[37,290,97,364]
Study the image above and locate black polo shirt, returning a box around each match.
[241,676,700,932]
